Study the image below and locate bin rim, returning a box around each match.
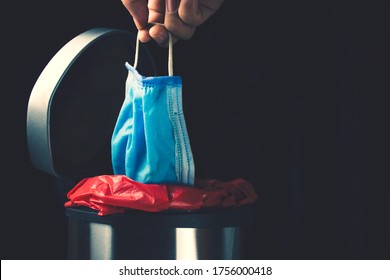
[66,204,255,228]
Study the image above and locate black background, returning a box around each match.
[3,1,389,259]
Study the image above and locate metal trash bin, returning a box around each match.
[27,27,255,260]
[67,205,253,260]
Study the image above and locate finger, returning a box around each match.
[138,29,152,43]
[179,0,225,27]
[164,13,197,40]
[147,0,165,24]
[121,0,149,30]
[166,0,179,14]
[165,0,196,40]
[121,0,152,42]
[149,24,180,47]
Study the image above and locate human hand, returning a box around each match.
[121,0,225,46]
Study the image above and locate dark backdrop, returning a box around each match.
[3,1,389,260]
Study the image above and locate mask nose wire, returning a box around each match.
[133,24,174,76]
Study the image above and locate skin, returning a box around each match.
[121,0,225,46]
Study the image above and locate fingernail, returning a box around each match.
[166,0,178,14]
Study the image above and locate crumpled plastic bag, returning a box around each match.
[64,175,258,216]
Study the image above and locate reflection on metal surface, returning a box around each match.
[66,207,250,260]
[175,227,241,260]
[175,228,198,260]
[222,227,240,259]
[90,223,114,260]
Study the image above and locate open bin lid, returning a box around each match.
[26,28,156,183]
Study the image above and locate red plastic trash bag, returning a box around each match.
[65,175,258,216]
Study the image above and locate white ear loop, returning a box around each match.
[133,28,174,76]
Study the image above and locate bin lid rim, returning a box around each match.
[26,27,156,181]
[66,205,255,228]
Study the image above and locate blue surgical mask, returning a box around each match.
[111,34,195,186]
